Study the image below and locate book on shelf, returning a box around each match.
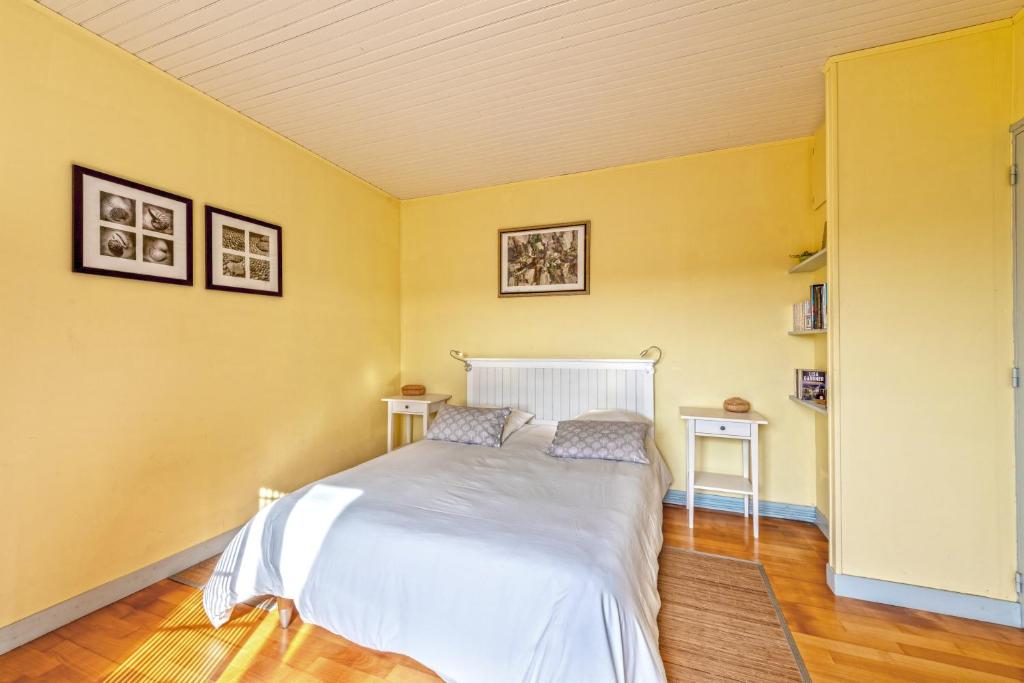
[791,283,828,332]
[811,283,825,330]
[795,369,827,404]
[792,300,812,331]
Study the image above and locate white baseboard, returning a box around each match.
[826,564,1022,628]
[814,508,829,540]
[0,525,242,655]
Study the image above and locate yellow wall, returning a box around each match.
[400,139,822,506]
[828,22,1016,599]
[1013,10,1024,121]
[0,0,401,627]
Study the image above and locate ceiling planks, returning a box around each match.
[39,0,1023,198]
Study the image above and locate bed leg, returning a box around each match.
[276,598,294,629]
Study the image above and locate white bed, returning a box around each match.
[203,358,670,683]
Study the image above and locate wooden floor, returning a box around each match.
[662,507,1024,682]
[3,506,1024,681]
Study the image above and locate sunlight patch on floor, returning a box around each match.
[209,606,280,681]
[103,591,271,682]
[282,621,314,666]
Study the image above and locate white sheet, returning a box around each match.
[204,424,672,683]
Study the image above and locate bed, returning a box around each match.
[203,357,670,683]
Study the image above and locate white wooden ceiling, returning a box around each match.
[41,0,1022,198]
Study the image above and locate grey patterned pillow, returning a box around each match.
[425,405,511,448]
[548,420,649,464]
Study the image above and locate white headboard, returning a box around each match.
[465,358,656,426]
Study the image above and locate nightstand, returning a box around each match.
[679,406,768,537]
[382,394,451,452]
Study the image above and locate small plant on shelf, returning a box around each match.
[789,250,817,263]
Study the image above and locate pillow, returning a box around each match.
[501,409,535,442]
[425,405,511,448]
[474,407,535,442]
[575,409,651,425]
[548,420,649,464]
[575,409,653,438]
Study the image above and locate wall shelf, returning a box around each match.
[789,329,826,336]
[789,395,828,415]
[788,248,827,274]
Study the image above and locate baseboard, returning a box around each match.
[663,488,817,523]
[0,525,242,655]
[826,564,1022,628]
[814,508,829,540]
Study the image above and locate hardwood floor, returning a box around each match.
[663,507,1024,682]
[3,506,1023,681]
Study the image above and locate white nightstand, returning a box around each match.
[679,406,768,537]
[382,394,451,452]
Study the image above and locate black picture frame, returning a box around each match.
[205,205,283,297]
[72,164,193,286]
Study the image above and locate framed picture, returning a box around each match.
[72,165,192,285]
[205,205,282,296]
[498,221,589,297]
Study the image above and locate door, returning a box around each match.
[1012,120,1024,621]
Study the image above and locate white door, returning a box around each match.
[1013,121,1024,622]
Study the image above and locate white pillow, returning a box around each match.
[475,406,535,442]
[575,409,650,424]
[575,409,652,437]
[501,409,535,442]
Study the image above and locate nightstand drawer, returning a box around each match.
[392,402,425,414]
[694,419,750,437]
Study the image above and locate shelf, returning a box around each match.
[789,395,828,415]
[788,248,827,273]
[788,329,826,336]
[693,472,752,495]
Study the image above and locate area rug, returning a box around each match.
[657,547,809,682]
[173,548,808,682]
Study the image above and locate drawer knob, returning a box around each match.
[720,425,726,431]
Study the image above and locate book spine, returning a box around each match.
[823,284,828,330]
[810,284,824,329]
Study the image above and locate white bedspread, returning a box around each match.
[203,424,671,683]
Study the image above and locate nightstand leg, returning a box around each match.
[386,403,394,453]
[751,426,760,539]
[742,440,750,518]
[423,408,432,433]
[404,413,412,445]
[687,420,696,529]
